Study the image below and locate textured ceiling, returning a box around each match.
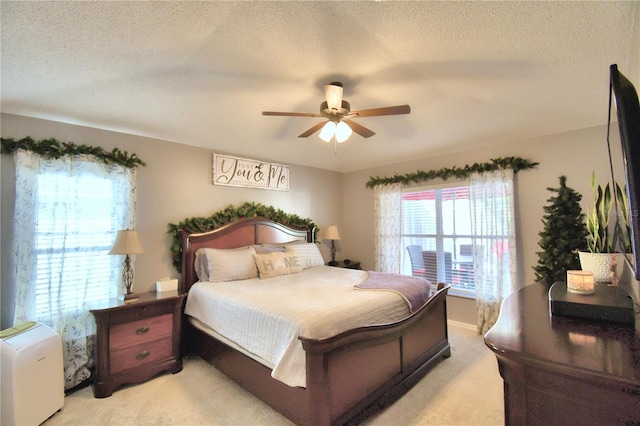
[1,1,638,172]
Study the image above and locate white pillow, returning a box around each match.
[252,244,287,254]
[254,252,303,279]
[194,249,210,282]
[202,246,258,282]
[285,243,325,269]
[252,241,305,254]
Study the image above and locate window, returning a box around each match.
[34,172,124,318]
[401,184,476,297]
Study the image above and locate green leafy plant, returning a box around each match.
[614,181,632,253]
[167,202,318,272]
[533,176,588,284]
[1,136,146,169]
[364,156,538,188]
[585,171,631,253]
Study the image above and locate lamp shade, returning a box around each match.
[335,121,352,143]
[319,121,336,142]
[108,229,145,255]
[324,83,344,111]
[324,225,341,241]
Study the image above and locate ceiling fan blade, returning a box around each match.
[298,121,327,138]
[262,111,324,117]
[324,82,343,110]
[350,105,411,118]
[343,119,376,138]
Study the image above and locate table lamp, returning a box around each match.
[324,225,341,266]
[109,229,145,301]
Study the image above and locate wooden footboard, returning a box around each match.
[190,283,450,426]
[301,282,450,425]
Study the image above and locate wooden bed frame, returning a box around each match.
[179,217,450,426]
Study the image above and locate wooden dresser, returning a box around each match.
[89,291,186,397]
[485,282,640,425]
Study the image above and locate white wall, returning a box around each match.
[341,124,619,323]
[630,3,640,86]
[0,113,627,327]
[0,113,344,328]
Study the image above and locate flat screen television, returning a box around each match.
[610,64,640,281]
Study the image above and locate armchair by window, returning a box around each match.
[406,246,453,284]
[406,245,427,278]
[422,250,453,284]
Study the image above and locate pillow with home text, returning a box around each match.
[254,252,303,279]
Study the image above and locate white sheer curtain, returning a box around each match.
[13,150,136,389]
[469,169,517,334]
[374,183,402,273]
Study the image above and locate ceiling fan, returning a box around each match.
[262,82,411,144]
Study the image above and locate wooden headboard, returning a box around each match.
[178,217,314,293]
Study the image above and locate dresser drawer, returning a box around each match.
[109,313,172,350]
[109,337,173,375]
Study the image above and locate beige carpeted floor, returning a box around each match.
[44,323,504,425]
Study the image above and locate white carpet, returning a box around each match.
[44,323,503,425]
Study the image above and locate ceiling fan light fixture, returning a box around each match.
[319,121,336,142]
[335,121,352,143]
[263,81,410,145]
[324,82,344,111]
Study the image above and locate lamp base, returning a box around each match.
[122,292,139,303]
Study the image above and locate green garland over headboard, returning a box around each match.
[1,136,146,169]
[365,156,538,188]
[167,202,318,273]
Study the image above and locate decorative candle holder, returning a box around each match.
[566,270,595,295]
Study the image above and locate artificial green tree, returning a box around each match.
[533,176,589,284]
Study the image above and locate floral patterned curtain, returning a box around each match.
[13,150,136,389]
[374,183,403,273]
[469,169,517,334]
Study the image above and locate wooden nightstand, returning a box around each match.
[88,291,186,397]
[329,260,362,270]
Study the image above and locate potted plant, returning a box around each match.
[579,171,631,283]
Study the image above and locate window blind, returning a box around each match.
[401,185,476,295]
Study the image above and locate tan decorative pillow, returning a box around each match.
[254,252,303,279]
[285,243,325,269]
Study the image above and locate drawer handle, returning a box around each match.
[136,350,150,360]
[136,326,150,335]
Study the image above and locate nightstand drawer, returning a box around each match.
[109,337,173,375]
[109,313,172,350]
[108,302,174,325]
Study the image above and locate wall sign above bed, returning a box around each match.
[213,153,289,191]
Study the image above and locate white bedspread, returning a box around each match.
[184,266,410,388]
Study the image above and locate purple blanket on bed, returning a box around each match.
[355,271,432,312]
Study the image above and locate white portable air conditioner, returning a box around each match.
[1,322,64,426]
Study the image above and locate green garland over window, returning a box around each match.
[365,156,538,188]
[167,202,318,272]
[1,136,146,169]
